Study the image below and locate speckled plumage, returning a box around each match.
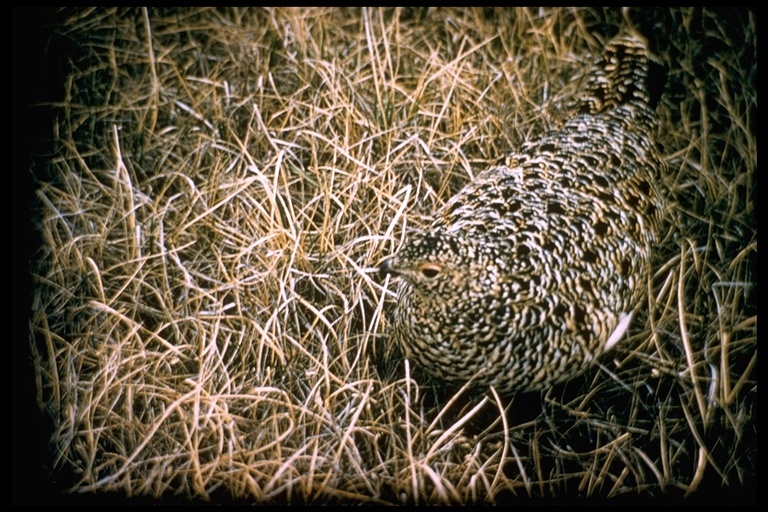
[379,30,666,394]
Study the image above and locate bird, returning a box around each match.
[379,27,666,395]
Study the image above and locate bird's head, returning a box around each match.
[379,231,500,302]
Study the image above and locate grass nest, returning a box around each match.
[22,7,755,504]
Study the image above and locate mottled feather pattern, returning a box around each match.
[380,30,666,394]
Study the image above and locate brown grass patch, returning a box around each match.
[26,7,755,504]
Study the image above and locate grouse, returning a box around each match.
[379,29,666,394]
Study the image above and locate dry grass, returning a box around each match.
[27,7,755,504]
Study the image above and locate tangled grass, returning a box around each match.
[24,7,755,504]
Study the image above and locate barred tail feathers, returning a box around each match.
[580,30,656,115]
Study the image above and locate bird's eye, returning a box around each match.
[419,264,441,278]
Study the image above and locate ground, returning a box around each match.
[16,7,755,505]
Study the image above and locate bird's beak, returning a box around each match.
[378,257,398,279]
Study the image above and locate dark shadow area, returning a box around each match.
[13,6,64,506]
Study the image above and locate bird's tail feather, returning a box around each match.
[579,28,664,114]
